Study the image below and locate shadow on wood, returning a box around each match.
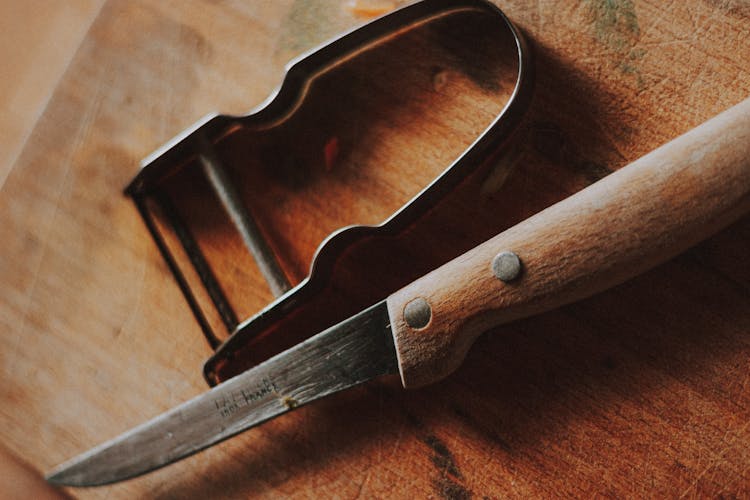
[145,33,750,498]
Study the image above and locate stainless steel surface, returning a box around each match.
[46,301,396,486]
[492,250,521,282]
[199,136,292,297]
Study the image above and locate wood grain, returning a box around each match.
[0,0,749,498]
[388,97,750,387]
[0,0,104,187]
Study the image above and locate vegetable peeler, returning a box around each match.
[124,0,533,385]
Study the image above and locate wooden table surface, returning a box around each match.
[1,0,749,498]
[0,0,104,188]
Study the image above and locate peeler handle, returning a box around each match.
[387,98,750,388]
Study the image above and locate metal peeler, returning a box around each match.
[125,0,533,385]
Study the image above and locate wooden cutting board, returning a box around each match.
[1,0,749,497]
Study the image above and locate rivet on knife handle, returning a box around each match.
[387,97,750,388]
[492,251,522,282]
[404,298,432,329]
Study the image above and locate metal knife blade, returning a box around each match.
[46,301,396,486]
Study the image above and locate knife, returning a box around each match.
[47,97,750,486]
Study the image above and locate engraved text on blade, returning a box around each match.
[213,378,278,418]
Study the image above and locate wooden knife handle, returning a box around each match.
[387,98,750,388]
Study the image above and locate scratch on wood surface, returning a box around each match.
[737,369,750,402]
[536,0,543,33]
[353,467,373,499]
[678,419,750,498]
[703,0,750,17]
[638,0,676,38]
[588,0,640,38]
[1,327,23,379]
[276,0,350,60]
[722,460,750,495]
[0,0,106,192]
[114,258,147,341]
[689,2,728,42]
[4,61,106,376]
[388,424,405,459]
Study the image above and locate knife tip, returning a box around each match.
[45,458,116,487]
[44,470,67,486]
[45,465,91,487]
[45,468,81,487]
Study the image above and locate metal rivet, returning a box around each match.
[492,251,522,282]
[404,298,431,329]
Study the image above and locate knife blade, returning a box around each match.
[47,302,396,486]
[48,97,750,486]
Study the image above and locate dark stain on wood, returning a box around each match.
[424,435,462,479]
[397,401,473,499]
[529,121,612,183]
[433,476,472,500]
[423,434,471,500]
[450,404,512,453]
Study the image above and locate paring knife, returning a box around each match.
[47,98,750,486]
